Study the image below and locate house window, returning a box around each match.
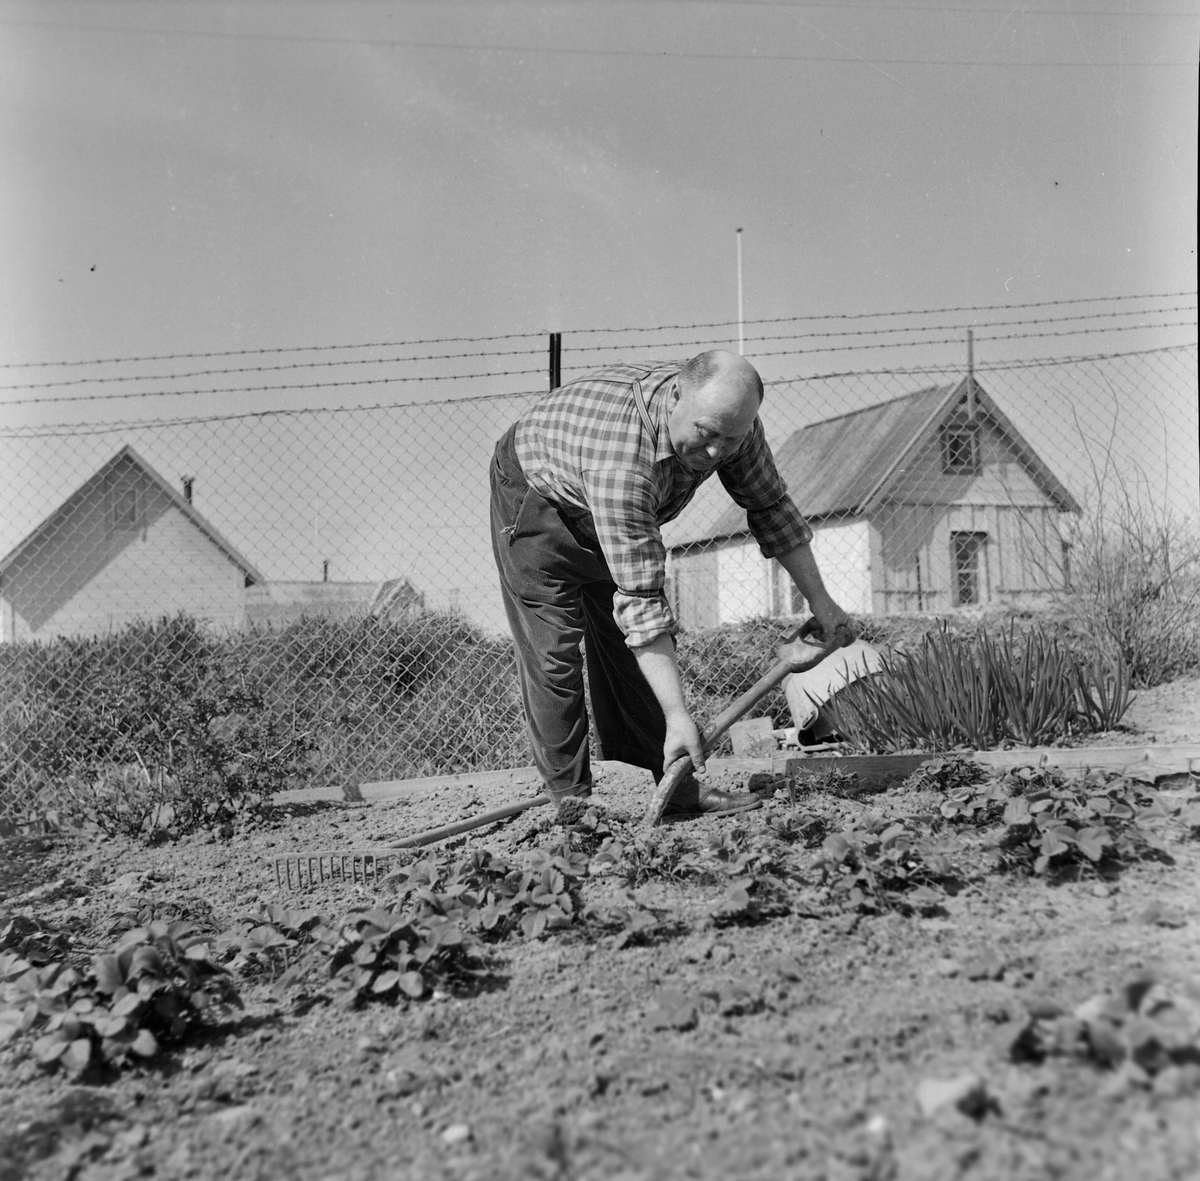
[952,532,987,606]
[941,423,980,474]
[111,486,141,532]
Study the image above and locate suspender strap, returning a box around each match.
[631,380,659,447]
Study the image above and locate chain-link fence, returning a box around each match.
[2,330,1196,826]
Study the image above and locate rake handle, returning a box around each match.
[388,793,551,849]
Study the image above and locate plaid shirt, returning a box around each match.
[514,361,813,647]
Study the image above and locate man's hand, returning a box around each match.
[776,543,859,645]
[663,708,706,774]
[807,602,859,645]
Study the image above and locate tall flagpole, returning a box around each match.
[736,227,744,356]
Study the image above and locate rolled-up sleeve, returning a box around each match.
[718,419,813,558]
[583,465,677,648]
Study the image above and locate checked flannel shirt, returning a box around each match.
[513,361,813,647]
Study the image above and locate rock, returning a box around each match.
[209,1105,261,1130]
[962,952,1005,982]
[647,990,698,1032]
[1152,1062,1200,1098]
[934,957,961,978]
[441,1123,472,1145]
[1084,1017,1127,1068]
[708,942,735,966]
[1140,901,1187,929]
[916,1073,991,1120]
[105,872,147,896]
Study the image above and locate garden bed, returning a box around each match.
[2,680,1199,1181]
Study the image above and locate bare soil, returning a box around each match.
[3,676,1200,1181]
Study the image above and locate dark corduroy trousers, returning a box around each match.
[490,424,666,799]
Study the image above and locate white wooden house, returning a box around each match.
[0,445,263,642]
[661,377,1079,627]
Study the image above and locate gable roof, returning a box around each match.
[0,444,265,585]
[662,377,1079,548]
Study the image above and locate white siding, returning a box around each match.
[6,509,246,640]
[809,518,872,615]
[717,540,772,623]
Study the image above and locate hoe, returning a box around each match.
[273,620,854,890]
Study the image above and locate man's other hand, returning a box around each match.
[663,709,706,774]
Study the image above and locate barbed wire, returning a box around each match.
[2,290,1193,370]
[2,343,1192,441]
[0,368,546,409]
[0,389,541,440]
[767,341,1199,386]
[559,320,1198,369]
[2,321,1193,409]
[5,303,1194,397]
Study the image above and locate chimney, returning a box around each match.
[181,476,194,504]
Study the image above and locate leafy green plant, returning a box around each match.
[766,809,829,848]
[0,921,239,1075]
[987,768,1174,875]
[1006,973,1200,1087]
[824,623,1131,752]
[320,905,485,1006]
[815,818,959,912]
[0,911,72,967]
[905,756,988,795]
[216,904,325,980]
[581,895,670,949]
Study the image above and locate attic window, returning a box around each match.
[941,422,980,474]
[111,486,141,532]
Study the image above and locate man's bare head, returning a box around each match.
[667,350,764,474]
[679,349,764,405]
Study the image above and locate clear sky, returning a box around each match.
[1,0,1196,376]
[1,1,1197,631]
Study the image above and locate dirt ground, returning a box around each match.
[3,676,1200,1181]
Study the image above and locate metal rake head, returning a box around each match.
[273,851,398,890]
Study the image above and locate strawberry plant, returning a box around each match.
[604,830,714,888]
[216,903,326,980]
[767,809,828,849]
[581,894,671,949]
[321,905,485,1005]
[0,921,239,1076]
[815,818,959,912]
[989,770,1171,875]
[905,756,987,795]
[1,911,72,967]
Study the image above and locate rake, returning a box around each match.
[273,793,551,890]
[273,619,855,889]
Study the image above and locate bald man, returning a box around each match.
[490,350,852,817]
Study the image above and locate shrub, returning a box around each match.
[1060,512,1200,688]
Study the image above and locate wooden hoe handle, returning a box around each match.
[641,621,856,828]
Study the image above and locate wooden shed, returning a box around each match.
[662,377,1079,626]
[0,445,263,642]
